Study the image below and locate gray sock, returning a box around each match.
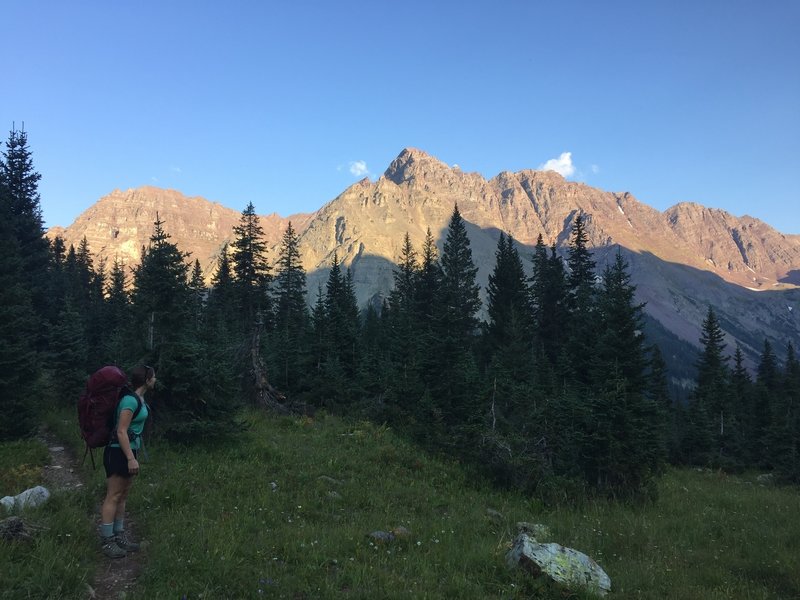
[113,518,125,534]
[100,523,114,538]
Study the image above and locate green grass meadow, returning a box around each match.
[2,409,799,599]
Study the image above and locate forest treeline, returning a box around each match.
[2,128,798,499]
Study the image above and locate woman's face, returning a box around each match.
[146,373,156,390]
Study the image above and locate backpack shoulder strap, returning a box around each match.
[131,394,143,421]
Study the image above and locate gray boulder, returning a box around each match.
[0,486,51,511]
[507,533,611,597]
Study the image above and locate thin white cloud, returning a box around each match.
[539,152,575,178]
[590,164,600,174]
[170,166,182,174]
[349,160,369,177]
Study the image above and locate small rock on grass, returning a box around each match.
[368,531,395,543]
[486,508,503,523]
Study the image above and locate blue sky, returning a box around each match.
[3,1,798,233]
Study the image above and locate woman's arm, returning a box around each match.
[116,407,139,475]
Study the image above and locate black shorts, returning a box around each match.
[103,446,138,478]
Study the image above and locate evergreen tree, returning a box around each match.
[308,283,327,395]
[207,243,237,333]
[480,234,546,490]
[438,205,481,341]
[86,256,108,367]
[427,205,481,452]
[592,250,648,395]
[583,250,664,496]
[564,213,598,386]
[188,259,206,332]
[685,306,729,465]
[359,302,390,405]
[413,228,442,331]
[383,233,426,426]
[756,339,779,390]
[530,238,569,370]
[132,216,238,441]
[45,235,68,325]
[0,126,50,323]
[130,214,191,352]
[485,233,531,355]
[272,222,310,394]
[647,344,675,461]
[726,344,753,467]
[412,228,443,395]
[323,254,361,398]
[104,258,131,364]
[771,343,800,482]
[753,339,779,467]
[48,297,88,399]
[387,235,419,374]
[0,209,40,440]
[231,202,271,328]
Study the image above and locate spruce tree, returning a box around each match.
[0,126,50,324]
[753,339,779,467]
[428,205,481,452]
[438,205,481,341]
[388,235,419,377]
[86,256,108,367]
[584,250,664,496]
[130,215,239,441]
[48,297,88,398]
[413,228,443,396]
[130,214,191,352]
[0,209,40,440]
[231,202,271,329]
[188,259,206,332]
[592,250,647,394]
[104,258,131,364]
[414,228,442,331]
[382,233,426,426]
[723,344,752,467]
[480,233,544,489]
[206,243,237,334]
[529,238,569,371]
[564,213,598,386]
[272,222,310,394]
[323,254,361,400]
[45,236,68,326]
[308,283,328,404]
[685,306,729,465]
[771,343,800,482]
[485,233,532,355]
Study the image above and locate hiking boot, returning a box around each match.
[115,530,140,552]
[101,537,127,559]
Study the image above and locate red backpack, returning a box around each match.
[77,366,141,467]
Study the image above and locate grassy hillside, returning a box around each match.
[2,409,799,599]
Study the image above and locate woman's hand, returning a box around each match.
[127,457,140,475]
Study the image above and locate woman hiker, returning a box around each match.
[99,365,155,558]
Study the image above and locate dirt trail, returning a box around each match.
[39,429,143,600]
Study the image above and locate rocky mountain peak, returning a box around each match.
[383,147,454,185]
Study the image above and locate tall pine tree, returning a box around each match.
[272,222,310,395]
[427,205,481,452]
[0,126,50,325]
